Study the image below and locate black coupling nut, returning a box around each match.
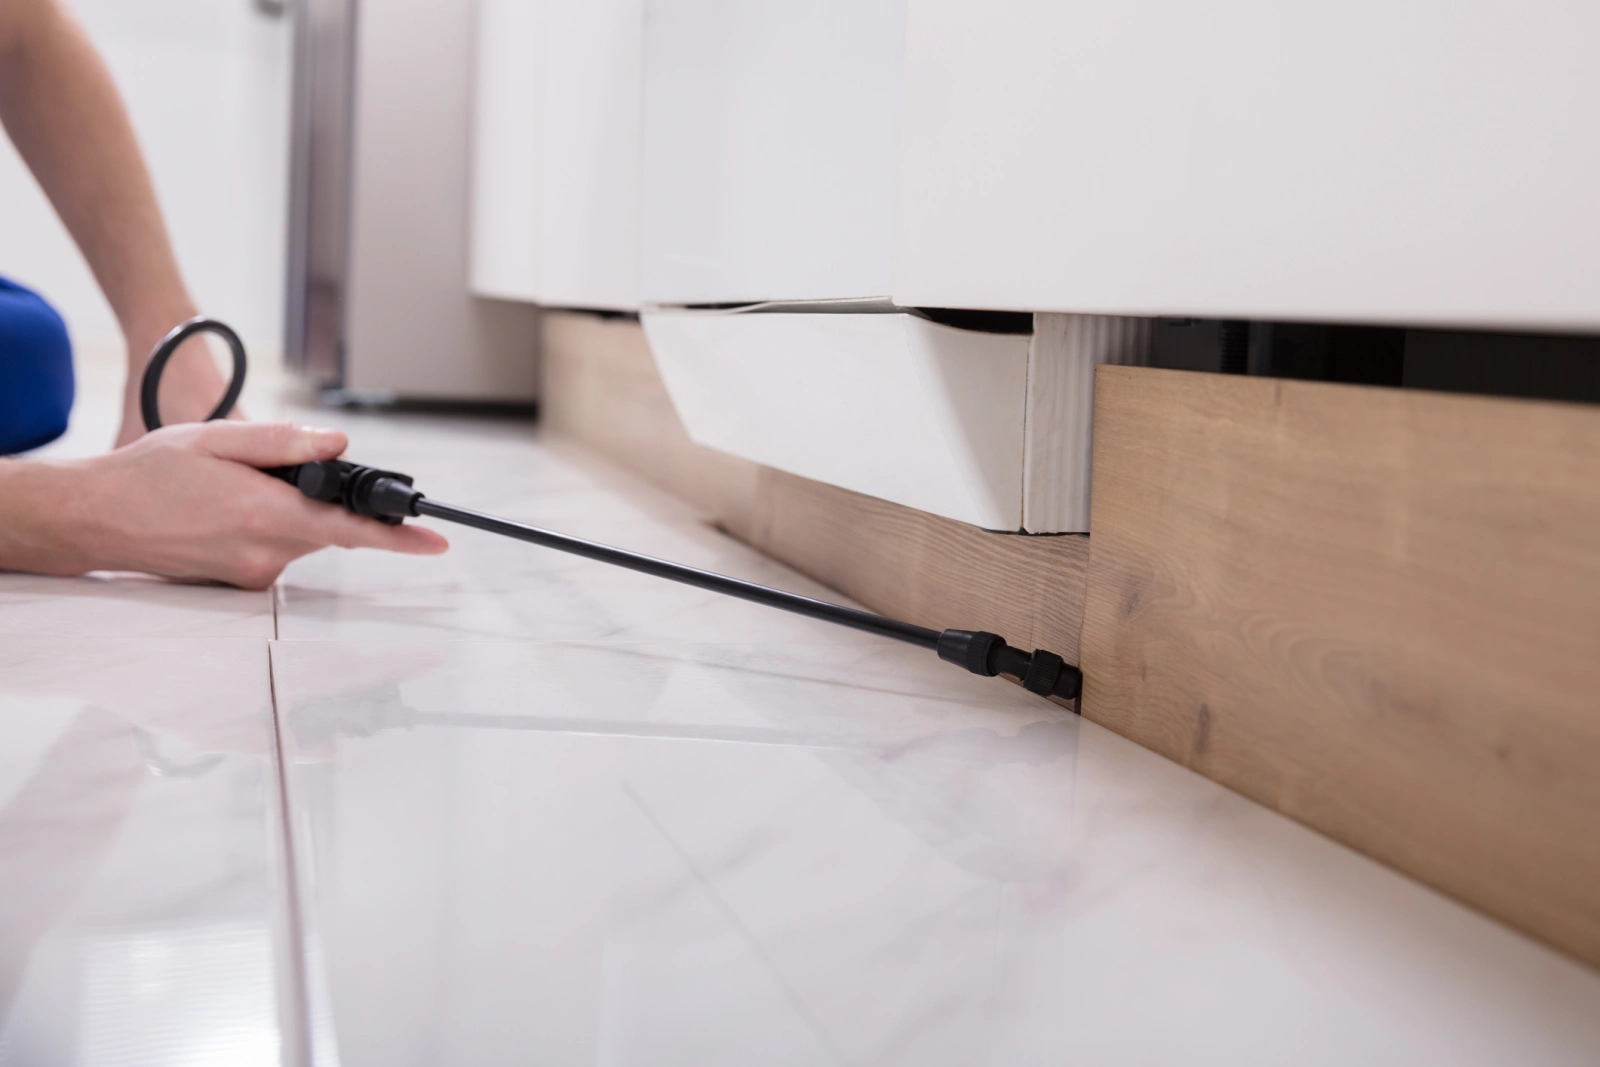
[266,459,421,524]
[1021,649,1082,701]
[937,629,1005,676]
[937,628,1082,704]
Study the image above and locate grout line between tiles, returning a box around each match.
[267,640,314,1066]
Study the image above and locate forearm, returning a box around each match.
[0,459,93,577]
[0,0,195,355]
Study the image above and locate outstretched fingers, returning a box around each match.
[284,493,450,554]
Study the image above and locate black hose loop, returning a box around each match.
[139,316,248,432]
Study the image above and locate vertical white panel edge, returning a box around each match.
[1022,314,1152,533]
[469,0,541,301]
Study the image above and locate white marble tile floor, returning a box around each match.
[4,370,1600,1064]
[0,637,287,1065]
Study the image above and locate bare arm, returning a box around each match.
[0,7,448,584]
[0,423,448,588]
[0,0,228,445]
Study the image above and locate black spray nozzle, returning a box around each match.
[143,318,1088,708]
[265,461,1083,705]
[936,629,1082,701]
[265,460,422,525]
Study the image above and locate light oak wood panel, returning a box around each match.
[539,310,1088,663]
[748,469,1087,664]
[1081,366,1600,967]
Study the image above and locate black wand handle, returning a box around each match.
[273,459,1083,703]
[138,319,1081,704]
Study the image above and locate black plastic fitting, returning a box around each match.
[265,460,419,525]
[936,629,1004,675]
[937,629,1083,702]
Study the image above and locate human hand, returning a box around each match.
[2,421,448,588]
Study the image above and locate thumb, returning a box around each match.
[196,421,348,467]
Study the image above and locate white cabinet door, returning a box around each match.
[470,0,641,311]
[894,0,1600,331]
[639,0,906,305]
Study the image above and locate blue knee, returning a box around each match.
[0,276,75,454]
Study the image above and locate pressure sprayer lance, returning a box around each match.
[143,317,1083,704]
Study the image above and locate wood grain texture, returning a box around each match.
[1081,366,1600,967]
[748,469,1088,664]
[539,310,1088,663]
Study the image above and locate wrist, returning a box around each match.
[123,301,200,369]
[0,458,98,577]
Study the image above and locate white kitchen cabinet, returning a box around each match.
[644,308,1149,531]
[470,0,641,310]
[639,0,906,305]
[894,0,1600,331]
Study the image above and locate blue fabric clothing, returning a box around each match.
[0,275,75,454]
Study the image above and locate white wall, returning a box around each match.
[0,0,292,355]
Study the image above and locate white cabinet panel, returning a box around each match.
[895,1,1600,331]
[639,0,906,305]
[644,309,1151,532]
[469,0,540,301]
[0,0,290,352]
[470,0,641,310]
[644,308,1029,529]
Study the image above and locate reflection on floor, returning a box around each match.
[4,373,1600,1065]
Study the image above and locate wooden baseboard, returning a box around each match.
[538,310,1089,664]
[1082,366,1600,968]
[748,469,1087,664]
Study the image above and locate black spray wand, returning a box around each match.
[144,318,1082,704]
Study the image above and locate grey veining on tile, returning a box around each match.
[7,371,1600,1065]
[0,572,273,639]
[271,634,1600,1067]
[274,436,854,648]
[0,638,288,1065]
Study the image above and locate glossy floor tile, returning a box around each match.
[271,637,1600,1067]
[0,572,273,639]
[9,369,1600,1065]
[0,638,290,1065]
[273,435,843,649]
